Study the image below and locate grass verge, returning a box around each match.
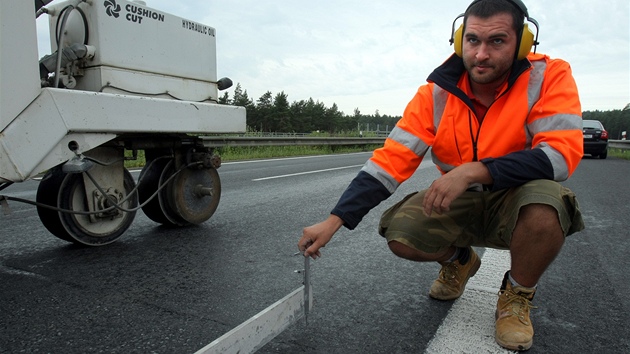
[609,148,630,160]
[124,145,381,169]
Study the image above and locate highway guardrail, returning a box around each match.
[608,140,630,150]
[202,136,629,151]
[202,136,386,147]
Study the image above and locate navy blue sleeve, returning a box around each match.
[481,149,554,191]
[330,171,392,230]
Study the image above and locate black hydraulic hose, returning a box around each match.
[0,156,201,216]
[53,5,74,88]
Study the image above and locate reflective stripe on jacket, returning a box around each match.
[331,53,583,229]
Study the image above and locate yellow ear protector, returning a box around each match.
[449,0,539,60]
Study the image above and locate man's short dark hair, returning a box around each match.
[464,0,525,35]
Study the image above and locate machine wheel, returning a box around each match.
[57,168,138,246]
[139,158,221,226]
[138,158,172,225]
[166,165,221,224]
[37,167,138,245]
[36,167,74,242]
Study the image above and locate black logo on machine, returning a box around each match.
[104,0,121,18]
[103,0,165,24]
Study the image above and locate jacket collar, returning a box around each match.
[427,54,532,109]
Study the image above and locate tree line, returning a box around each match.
[219,84,629,139]
[218,84,400,135]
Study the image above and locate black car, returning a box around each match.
[582,119,609,159]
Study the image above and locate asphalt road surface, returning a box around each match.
[1,153,629,353]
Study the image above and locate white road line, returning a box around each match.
[426,248,513,354]
[223,152,371,165]
[252,165,364,181]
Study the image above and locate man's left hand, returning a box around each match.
[422,162,492,216]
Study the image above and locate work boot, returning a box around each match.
[429,247,481,300]
[495,272,537,351]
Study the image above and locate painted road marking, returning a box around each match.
[426,248,513,353]
[252,165,364,181]
[223,152,372,165]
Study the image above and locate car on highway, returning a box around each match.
[582,119,609,159]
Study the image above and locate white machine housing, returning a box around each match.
[49,0,219,102]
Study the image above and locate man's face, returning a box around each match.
[462,13,519,87]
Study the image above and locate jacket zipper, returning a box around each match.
[467,86,512,162]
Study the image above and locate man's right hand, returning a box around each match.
[298,214,344,259]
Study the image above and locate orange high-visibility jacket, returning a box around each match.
[332,53,583,229]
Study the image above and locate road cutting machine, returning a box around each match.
[0,0,246,245]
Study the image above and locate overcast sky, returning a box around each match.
[36,0,629,116]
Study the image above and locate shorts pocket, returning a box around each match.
[378,191,419,237]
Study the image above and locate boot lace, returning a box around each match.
[439,262,460,283]
[498,289,537,325]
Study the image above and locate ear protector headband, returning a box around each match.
[449,0,539,60]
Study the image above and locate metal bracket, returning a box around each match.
[0,195,11,215]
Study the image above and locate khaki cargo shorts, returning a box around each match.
[378,179,584,254]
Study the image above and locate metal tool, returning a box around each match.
[195,253,312,354]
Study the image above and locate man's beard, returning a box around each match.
[464,60,511,85]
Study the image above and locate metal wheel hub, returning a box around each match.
[167,166,221,224]
[93,188,123,219]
